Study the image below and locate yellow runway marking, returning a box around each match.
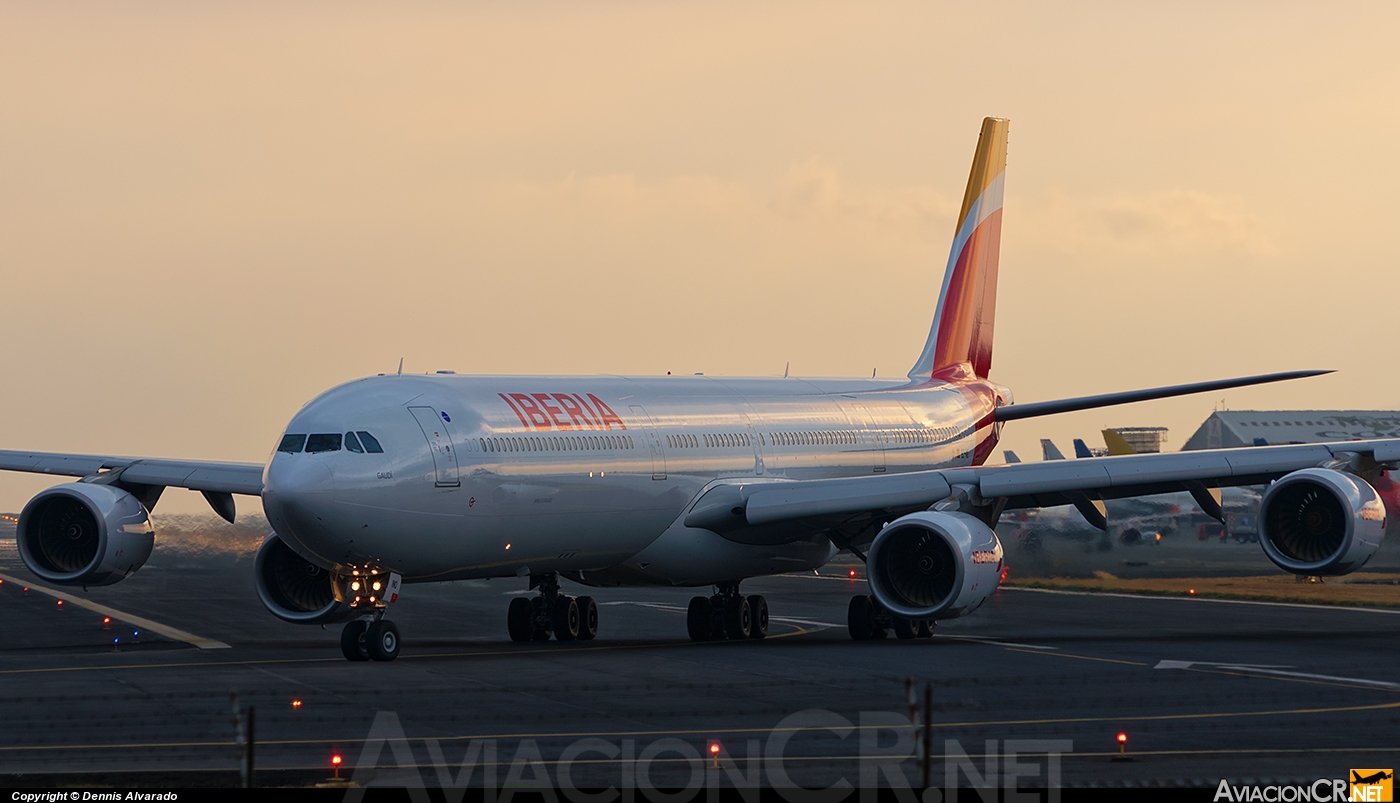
[1003,647,1146,666]
[0,571,229,650]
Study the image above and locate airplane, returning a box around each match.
[2,117,1394,663]
[1352,770,1393,785]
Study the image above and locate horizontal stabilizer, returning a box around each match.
[994,370,1332,423]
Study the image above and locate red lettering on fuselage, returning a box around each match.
[509,393,553,429]
[499,394,530,428]
[588,394,627,430]
[533,393,572,430]
[497,392,629,431]
[554,394,595,430]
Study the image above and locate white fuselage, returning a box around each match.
[260,373,1007,587]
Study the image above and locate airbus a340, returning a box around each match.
[4,118,1392,662]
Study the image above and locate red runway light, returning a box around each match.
[57,600,63,606]
[1188,588,1196,595]
[292,700,303,708]
[848,570,856,578]
[1117,733,1127,744]
[709,743,720,755]
[331,753,343,779]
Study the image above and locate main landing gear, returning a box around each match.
[687,582,769,641]
[507,572,599,643]
[847,595,935,641]
[341,614,402,662]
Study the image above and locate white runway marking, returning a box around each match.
[0,571,230,650]
[1155,660,1400,689]
[939,635,1057,650]
[1005,586,1400,615]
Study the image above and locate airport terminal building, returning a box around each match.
[1182,410,1400,450]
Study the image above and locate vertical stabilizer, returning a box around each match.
[908,117,1009,382]
[1040,439,1066,461]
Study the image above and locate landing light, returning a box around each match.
[351,581,360,591]
[372,581,382,592]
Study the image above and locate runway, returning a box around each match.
[1,534,1398,789]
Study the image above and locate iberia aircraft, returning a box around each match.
[2,119,1393,662]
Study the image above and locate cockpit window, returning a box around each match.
[305,433,342,453]
[344,431,364,453]
[278,434,306,454]
[356,431,384,453]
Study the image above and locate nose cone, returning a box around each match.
[262,455,338,562]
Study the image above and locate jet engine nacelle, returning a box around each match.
[254,534,355,624]
[1258,468,1385,576]
[17,484,154,587]
[866,511,1004,620]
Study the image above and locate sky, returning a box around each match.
[2,2,1398,516]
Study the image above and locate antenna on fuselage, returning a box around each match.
[784,362,789,378]
[397,357,403,376]
[872,368,876,379]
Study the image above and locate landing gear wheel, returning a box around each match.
[848,595,874,640]
[868,596,888,640]
[553,595,581,641]
[747,595,769,640]
[892,617,918,640]
[366,620,401,662]
[507,597,534,642]
[687,596,712,642]
[576,596,598,641]
[530,597,552,641]
[916,619,934,638]
[724,596,752,640]
[340,619,370,661]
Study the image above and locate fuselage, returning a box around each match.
[260,372,1008,587]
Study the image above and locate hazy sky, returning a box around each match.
[3,2,1397,516]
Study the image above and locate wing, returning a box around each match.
[684,439,1400,545]
[0,450,264,495]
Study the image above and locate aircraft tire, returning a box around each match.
[848,595,874,640]
[576,596,599,641]
[892,617,918,640]
[916,619,935,638]
[507,598,534,642]
[553,595,581,642]
[340,619,370,661]
[747,595,769,640]
[366,620,401,662]
[724,596,752,640]
[530,596,552,641]
[686,596,712,642]
[867,596,888,639]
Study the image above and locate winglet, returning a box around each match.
[908,117,1009,382]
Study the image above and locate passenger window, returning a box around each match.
[278,434,306,454]
[345,432,365,453]
[306,433,342,453]
[356,431,384,453]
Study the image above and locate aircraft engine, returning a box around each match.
[866,511,1004,619]
[254,534,354,624]
[1258,468,1385,576]
[17,483,154,586]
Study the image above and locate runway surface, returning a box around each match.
[1,534,1398,789]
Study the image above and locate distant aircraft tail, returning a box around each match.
[1004,450,1022,464]
[1040,439,1066,461]
[1072,439,1094,459]
[1102,429,1138,456]
[908,117,1009,383]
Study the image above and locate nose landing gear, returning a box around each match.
[340,614,402,662]
[507,573,598,643]
[686,582,768,642]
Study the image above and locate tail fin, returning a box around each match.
[1003,450,1022,464]
[908,117,1009,382]
[1101,429,1138,456]
[1072,439,1095,459]
[1040,439,1066,461]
